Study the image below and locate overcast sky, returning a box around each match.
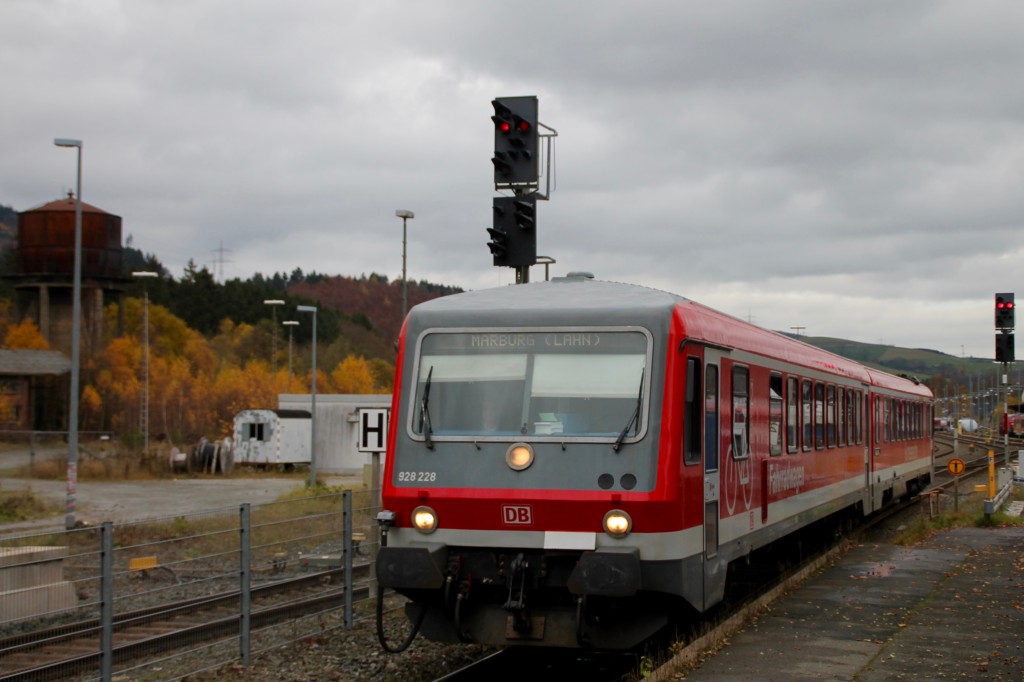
[3,1,1022,359]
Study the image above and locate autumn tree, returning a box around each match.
[331,355,377,394]
[3,319,49,349]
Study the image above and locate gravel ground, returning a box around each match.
[205,607,492,681]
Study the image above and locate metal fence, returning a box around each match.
[0,488,380,681]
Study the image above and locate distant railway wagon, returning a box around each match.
[232,409,311,468]
[376,275,933,649]
[1000,413,1024,438]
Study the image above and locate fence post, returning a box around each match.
[343,490,354,629]
[100,522,113,681]
[240,503,251,664]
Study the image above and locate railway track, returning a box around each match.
[0,565,369,681]
[932,431,1020,483]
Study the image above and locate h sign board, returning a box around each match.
[358,409,389,453]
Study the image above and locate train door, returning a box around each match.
[702,350,725,607]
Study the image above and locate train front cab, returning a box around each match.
[376,314,695,650]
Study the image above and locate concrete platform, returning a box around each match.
[676,526,1024,680]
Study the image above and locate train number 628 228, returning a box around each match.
[397,471,437,482]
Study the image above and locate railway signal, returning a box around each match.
[995,332,1015,363]
[995,292,1015,329]
[488,195,537,267]
[492,96,539,187]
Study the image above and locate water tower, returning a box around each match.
[11,193,127,355]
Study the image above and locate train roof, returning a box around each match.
[407,276,932,399]
[409,274,683,319]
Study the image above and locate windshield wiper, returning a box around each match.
[613,368,645,452]
[419,366,434,450]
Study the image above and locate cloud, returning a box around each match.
[2,0,1023,358]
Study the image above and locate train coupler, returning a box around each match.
[502,552,533,633]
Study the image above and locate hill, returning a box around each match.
[288,274,462,357]
[786,335,992,378]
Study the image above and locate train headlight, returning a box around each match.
[603,509,632,538]
[411,506,438,534]
[505,442,535,471]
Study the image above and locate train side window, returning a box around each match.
[814,382,825,449]
[887,398,894,442]
[684,357,701,466]
[732,366,750,460]
[705,365,719,471]
[801,379,812,452]
[769,373,783,456]
[877,398,883,443]
[826,384,836,449]
[837,387,847,447]
[786,377,798,454]
[854,390,863,444]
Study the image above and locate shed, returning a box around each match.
[277,394,391,474]
[232,409,311,468]
[0,349,71,431]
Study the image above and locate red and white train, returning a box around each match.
[376,275,933,649]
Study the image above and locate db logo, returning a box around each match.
[502,504,533,525]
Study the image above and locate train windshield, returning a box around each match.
[410,329,650,442]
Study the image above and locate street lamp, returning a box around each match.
[132,271,158,458]
[395,210,414,322]
[297,305,317,487]
[54,137,82,531]
[264,299,285,373]
[283,320,299,377]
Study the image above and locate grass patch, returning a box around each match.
[891,487,1024,545]
[0,486,62,522]
[17,451,311,483]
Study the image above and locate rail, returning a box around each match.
[0,489,380,681]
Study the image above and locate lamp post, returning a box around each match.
[395,210,414,322]
[283,320,299,377]
[297,305,317,487]
[132,271,158,457]
[264,299,285,373]
[54,137,82,531]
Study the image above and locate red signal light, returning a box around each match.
[517,120,530,132]
[498,121,511,133]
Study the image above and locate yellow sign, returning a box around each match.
[947,458,966,476]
